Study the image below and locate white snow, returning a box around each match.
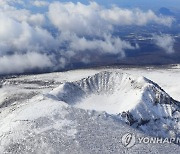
[120,67,180,101]
[49,72,146,114]
[48,71,180,138]
[0,66,180,153]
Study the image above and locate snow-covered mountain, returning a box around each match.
[0,69,180,153]
[48,71,180,138]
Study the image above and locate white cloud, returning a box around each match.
[0,0,24,6]
[0,4,46,27]
[153,34,175,54]
[28,13,46,26]
[0,0,7,5]
[59,57,67,69]
[0,52,53,75]
[0,1,176,74]
[0,13,58,54]
[69,34,138,56]
[48,2,174,37]
[32,0,49,7]
[100,7,174,27]
[48,2,110,37]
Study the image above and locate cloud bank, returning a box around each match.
[0,1,175,75]
[153,34,175,54]
[48,2,174,36]
[0,52,53,74]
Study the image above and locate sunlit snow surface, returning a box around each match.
[0,66,180,153]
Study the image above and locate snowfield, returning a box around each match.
[48,71,180,138]
[0,66,180,153]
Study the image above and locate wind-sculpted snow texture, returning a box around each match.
[0,69,180,153]
[49,71,180,138]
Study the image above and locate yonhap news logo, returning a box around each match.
[121,133,136,148]
[122,132,180,148]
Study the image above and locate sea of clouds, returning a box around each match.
[0,0,176,74]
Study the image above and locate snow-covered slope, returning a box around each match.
[48,71,180,138]
[0,95,180,154]
[0,68,180,153]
